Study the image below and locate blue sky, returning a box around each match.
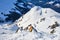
[0,0,16,13]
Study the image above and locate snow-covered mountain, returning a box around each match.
[21,0,60,13]
[0,6,60,40]
[16,6,42,29]
[16,6,60,33]
[0,0,60,23]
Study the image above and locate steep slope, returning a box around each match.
[16,6,60,31]
[17,6,42,29]
[0,6,60,40]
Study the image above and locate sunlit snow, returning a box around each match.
[0,6,60,40]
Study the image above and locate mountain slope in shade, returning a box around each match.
[0,6,60,40]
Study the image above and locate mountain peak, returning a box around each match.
[17,6,42,29]
[0,6,60,40]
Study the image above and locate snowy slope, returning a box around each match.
[17,6,42,29]
[0,6,60,40]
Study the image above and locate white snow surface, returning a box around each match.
[54,3,60,8]
[0,6,60,40]
[46,1,55,5]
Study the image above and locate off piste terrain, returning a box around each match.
[0,6,60,40]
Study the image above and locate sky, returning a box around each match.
[0,0,16,13]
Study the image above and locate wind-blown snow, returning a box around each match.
[0,6,60,40]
